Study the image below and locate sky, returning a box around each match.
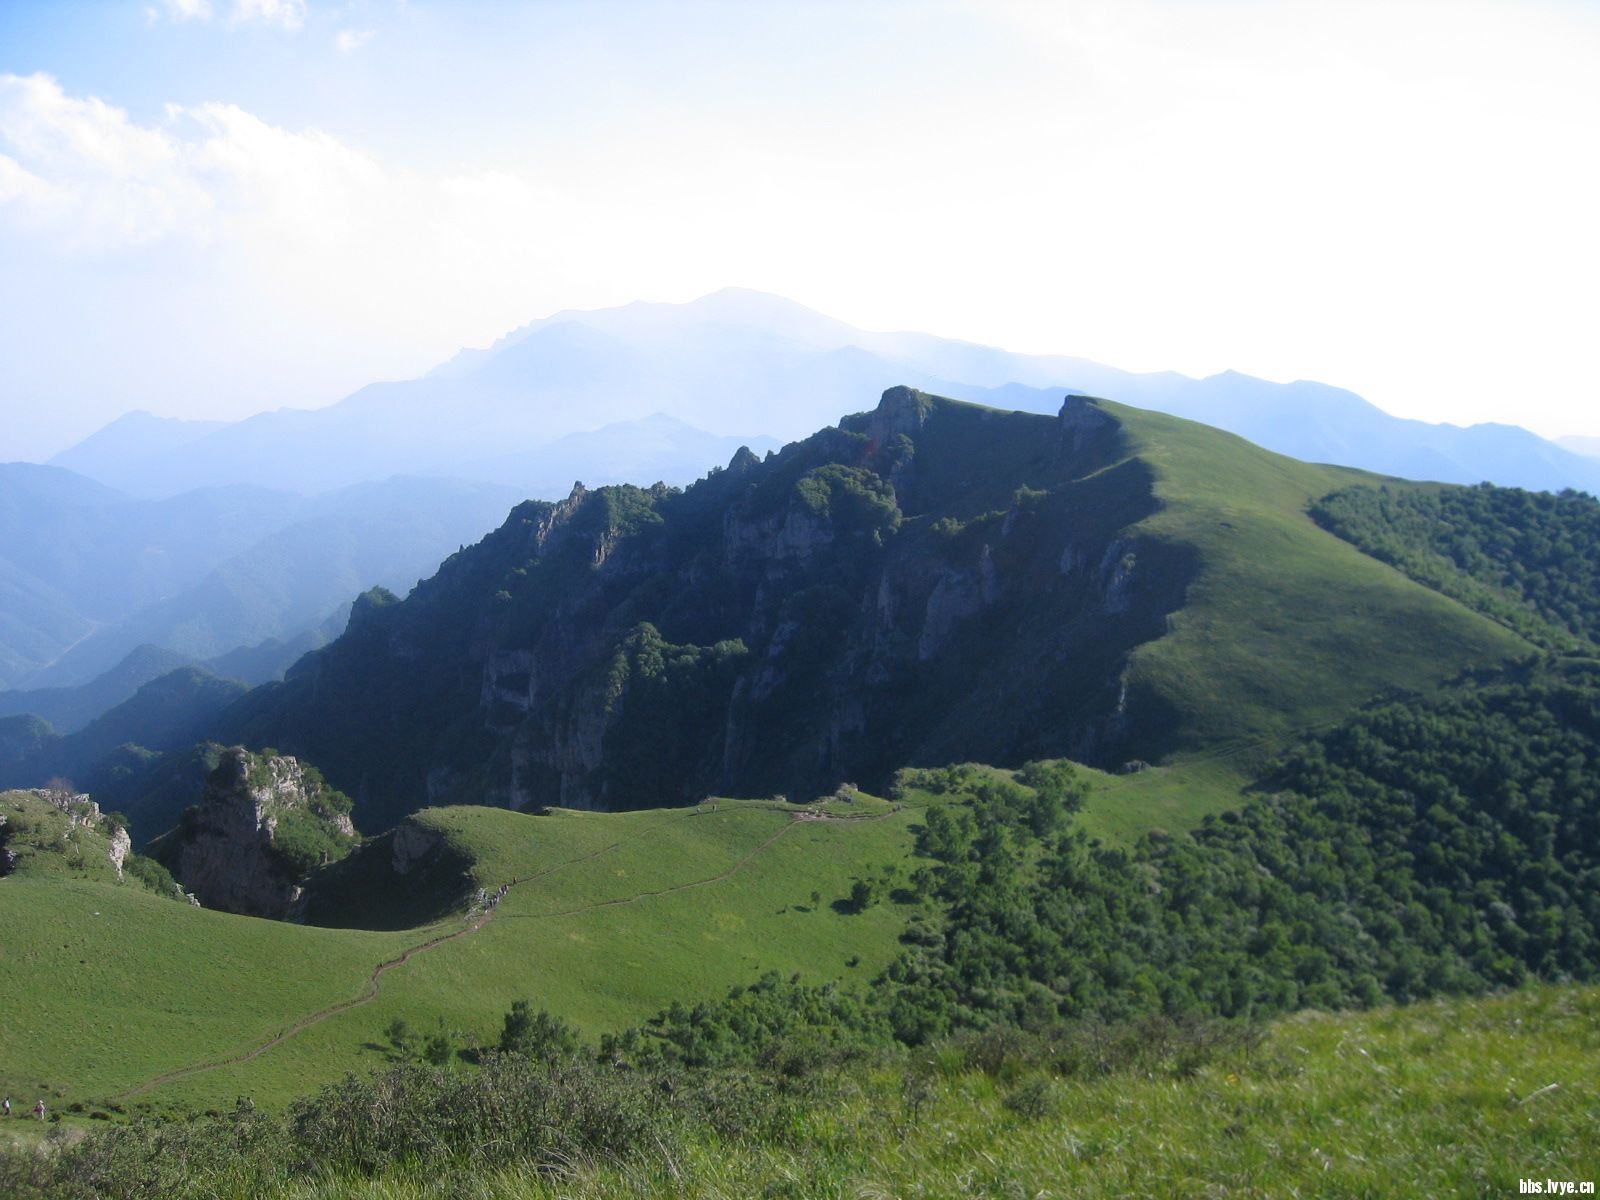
[1,0,1597,461]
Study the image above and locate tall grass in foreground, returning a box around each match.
[29,984,1582,1200]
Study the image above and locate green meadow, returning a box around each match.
[1109,401,1530,772]
[1,796,923,1113]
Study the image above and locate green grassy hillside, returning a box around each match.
[0,875,417,1113]
[330,984,1600,1199]
[7,983,1594,1198]
[4,654,1599,1198]
[0,797,921,1112]
[1,790,128,886]
[1107,401,1531,771]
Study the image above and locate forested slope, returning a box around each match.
[1313,481,1600,649]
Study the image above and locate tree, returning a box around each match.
[848,879,876,913]
[384,1018,414,1060]
[499,1000,579,1061]
[423,1029,454,1066]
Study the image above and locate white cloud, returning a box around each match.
[0,152,54,211]
[229,0,307,31]
[0,73,209,248]
[0,71,592,366]
[161,0,214,21]
[335,28,375,55]
[148,0,306,30]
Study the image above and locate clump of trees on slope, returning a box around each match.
[1314,481,1600,649]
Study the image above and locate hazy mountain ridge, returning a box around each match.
[0,666,248,797]
[47,411,231,489]
[48,289,1600,504]
[0,612,351,736]
[0,463,525,694]
[0,463,303,688]
[0,644,196,733]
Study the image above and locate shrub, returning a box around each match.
[1001,1077,1063,1121]
[123,854,179,899]
[499,1000,579,1062]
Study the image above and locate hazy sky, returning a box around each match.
[2,0,1597,460]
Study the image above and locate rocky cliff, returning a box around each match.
[0,787,132,881]
[219,389,1193,827]
[155,747,358,920]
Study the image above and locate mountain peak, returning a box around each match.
[863,386,935,446]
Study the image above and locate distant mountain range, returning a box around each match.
[0,618,351,736]
[47,288,1600,500]
[0,464,524,691]
[12,287,1598,734]
[189,388,1526,829]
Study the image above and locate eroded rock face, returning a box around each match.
[108,825,131,880]
[163,747,357,921]
[245,388,1195,823]
[390,818,445,875]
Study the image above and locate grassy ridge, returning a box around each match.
[0,798,921,1111]
[1109,402,1531,770]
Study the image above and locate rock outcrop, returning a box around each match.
[158,747,358,921]
[108,823,131,879]
[0,788,134,881]
[36,788,129,879]
[390,818,445,875]
[226,389,1194,825]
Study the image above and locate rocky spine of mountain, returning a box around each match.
[223,388,1198,827]
[156,747,358,920]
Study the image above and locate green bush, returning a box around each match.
[122,853,179,899]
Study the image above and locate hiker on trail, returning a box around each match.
[34,1099,45,1121]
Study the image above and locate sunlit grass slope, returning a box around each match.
[0,875,417,1109]
[1070,757,1248,844]
[1,789,134,886]
[1104,399,1532,771]
[277,984,1600,1200]
[1,798,920,1112]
